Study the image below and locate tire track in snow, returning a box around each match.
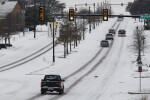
[96,38,124,100]
[28,20,121,100]
[0,20,90,72]
[47,32,119,100]
[0,42,56,72]
[95,19,129,99]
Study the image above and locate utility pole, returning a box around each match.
[33,0,36,38]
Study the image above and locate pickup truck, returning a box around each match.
[40,75,65,94]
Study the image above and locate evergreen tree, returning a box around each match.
[126,0,150,15]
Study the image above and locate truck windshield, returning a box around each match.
[44,75,61,81]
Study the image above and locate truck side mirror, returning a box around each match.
[62,79,65,82]
[41,79,44,81]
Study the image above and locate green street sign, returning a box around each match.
[140,14,150,19]
[49,16,56,22]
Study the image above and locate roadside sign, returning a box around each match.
[140,14,150,19]
[50,22,57,28]
[49,16,56,22]
[23,28,29,32]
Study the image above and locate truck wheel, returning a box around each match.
[59,89,64,95]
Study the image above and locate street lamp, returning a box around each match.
[85,3,96,31]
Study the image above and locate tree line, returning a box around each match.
[24,0,65,30]
[126,0,150,29]
[126,0,150,15]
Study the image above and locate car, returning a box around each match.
[106,33,114,40]
[41,75,65,94]
[109,29,116,34]
[118,29,126,37]
[100,40,109,47]
[117,14,124,21]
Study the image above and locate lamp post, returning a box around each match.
[74,3,87,45]
[85,3,96,32]
[75,3,96,34]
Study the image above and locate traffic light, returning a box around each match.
[39,6,44,21]
[69,9,74,21]
[103,9,108,21]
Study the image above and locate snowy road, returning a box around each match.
[0,18,149,100]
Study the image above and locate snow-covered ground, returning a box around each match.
[0,17,150,100]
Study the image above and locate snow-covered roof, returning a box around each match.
[0,1,17,18]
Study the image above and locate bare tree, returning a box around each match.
[130,26,149,62]
[58,17,88,58]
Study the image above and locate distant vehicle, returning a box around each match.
[109,29,116,34]
[117,14,124,21]
[100,40,109,47]
[106,33,114,40]
[118,29,126,37]
[41,75,65,94]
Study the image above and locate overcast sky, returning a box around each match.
[59,0,134,14]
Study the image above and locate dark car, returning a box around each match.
[41,75,65,94]
[106,33,114,40]
[109,29,116,34]
[117,14,124,21]
[100,40,109,47]
[118,29,126,37]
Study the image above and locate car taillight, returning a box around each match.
[40,83,42,87]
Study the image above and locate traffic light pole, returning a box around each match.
[53,21,55,62]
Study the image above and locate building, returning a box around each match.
[0,1,24,36]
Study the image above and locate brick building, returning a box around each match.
[0,1,24,36]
